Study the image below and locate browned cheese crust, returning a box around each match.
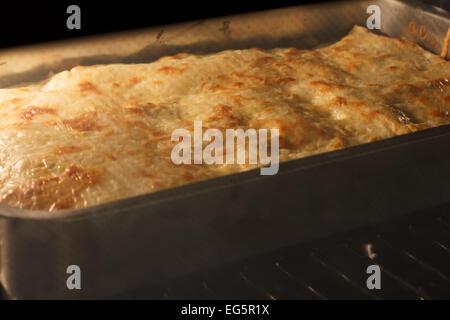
[0,25,448,211]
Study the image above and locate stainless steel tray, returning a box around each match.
[0,0,449,299]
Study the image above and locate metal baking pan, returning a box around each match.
[1,0,449,299]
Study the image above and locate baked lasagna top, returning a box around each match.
[0,25,449,211]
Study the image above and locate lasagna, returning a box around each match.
[0,25,448,211]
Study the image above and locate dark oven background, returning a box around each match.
[0,0,448,49]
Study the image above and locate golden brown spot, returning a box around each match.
[255,56,275,64]
[351,52,364,59]
[10,122,27,128]
[230,72,265,83]
[215,74,227,81]
[345,63,359,72]
[44,120,59,127]
[2,177,60,202]
[104,153,117,161]
[148,128,165,138]
[230,95,259,106]
[330,136,345,149]
[284,48,301,56]
[28,177,60,191]
[275,77,296,85]
[272,62,290,69]
[251,48,265,53]
[419,25,426,38]
[125,99,138,107]
[77,81,101,94]
[11,98,22,105]
[365,110,383,121]
[125,107,145,115]
[129,77,143,84]
[408,123,431,131]
[428,110,449,119]
[206,104,240,124]
[209,84,229,92]
[155,66,186,75]
[409,21,415,33]
[140,171,157,178]
[309,81,355,90]
[395,38,416,48]
[332,46,349,53]
[232,82,245,88]
[309,80,329,87]
[64,166,100,185]
[112,82,121,88]
[231,95,257,102]
[251,117,327,149]
[20,106,56,120]
[394,82,422,92]
[369,136,381,142]
[331,96,348,106]
[415,95,430,106]
[181,171,195,182]
[215,104,233,114]
[348,101,366,108]
[62,113,102,132]
[54,145,88,155]
[261,107,273,115]
[123,120,148,129]
[387,65,399,70]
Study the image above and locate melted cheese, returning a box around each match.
[0,25,449,211]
